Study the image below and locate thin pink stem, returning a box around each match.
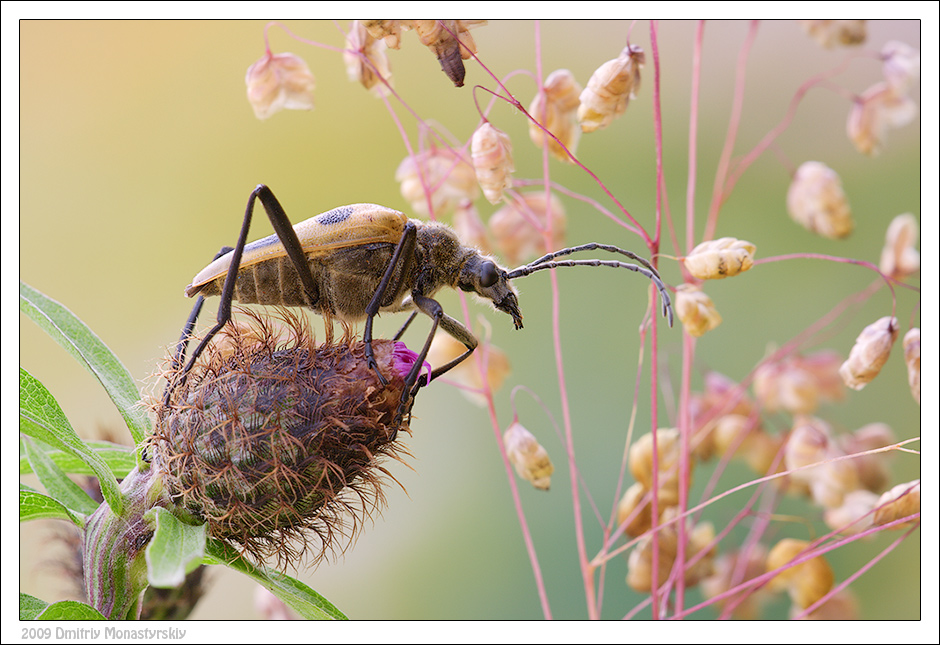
[704,20,759,243]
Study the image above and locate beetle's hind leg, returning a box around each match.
[363,222,418,385]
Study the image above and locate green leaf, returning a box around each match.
[204,539,347,620]
[19,485,85,527]
[19,280,150,444]
[145,507,206,588]
[23,437,99,516]
[20,439,136,479]
[37,600,107,620]
[20,593,50,620]
[19,368,124,516]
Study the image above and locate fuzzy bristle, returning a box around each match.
[147,308,414,568]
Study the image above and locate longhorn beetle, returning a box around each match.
[166,184,673,414]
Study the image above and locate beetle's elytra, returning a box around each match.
[167,184,673,418]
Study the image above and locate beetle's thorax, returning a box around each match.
[414,222,475,294]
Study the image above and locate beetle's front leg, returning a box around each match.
[364,222,417,385]
[390,293,479,428]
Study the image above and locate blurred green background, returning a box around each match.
[19,20,922,620]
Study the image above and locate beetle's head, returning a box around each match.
[458,253,524,330]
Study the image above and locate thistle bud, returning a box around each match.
[766,538,834,610]
[245,51,315,120]
[489,190,566,266]
[578,44,644,133]
[800,20,866,48]
[684,237,756,280]
[396,148,479,217]
[425,330,509,407]
[879,213,920,280]
[839,316,898,390]
[147,309,423,566]
[847,82,917,156]
[411,20,486,87]
[786,161,854,239]
[675,283,722,338]
[881,41,920,94]
[344,20,392,97]
[903,328,920,404]
[471,122,515,204]
[528,69,582,162]
[873,479,920,529]
[503,422,554,490]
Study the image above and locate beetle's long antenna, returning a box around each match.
[506,243,674,327]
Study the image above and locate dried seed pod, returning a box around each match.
[785,416,860,509]
[839,316,898,390]
[766,538,834,610]
[838,422,894,493]
[879,213,920,280]
[411,20,486,87]
[873,479,920,529]
[396,148,480,217]
[903,328,920,404]
[823,489,879,536]
[503,422,554,490]
[147,308,422,566]
[847,82,917,156]
[701,546,771,620]
[713,415,782,476]
[626,508,716,592]
[800,20,867,48]
[683,237,756,280]
[786,161,854,239]
[616,482,654,538]
[528,69,582,162]
[245,51,315,120]
[690,371,755,437]
[362,19,410,49]
[471,122,515,204]
[881,40,920,94]
[578,44,644,133]
[425,330,509,407]
[488,190,566,266]
[753,351,845,415]
[794,588,859,620]
[629,428,683,507]
[344,20,393,97]
[452,199,492,254]
[675,283,722,338]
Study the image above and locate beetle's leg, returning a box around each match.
[252,185,330,339]
[364,222,418,384]
[163,245,234,406]
[392,311,419,341]
[389,292,479,429]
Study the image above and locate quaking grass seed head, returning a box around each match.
[146,308,422,568]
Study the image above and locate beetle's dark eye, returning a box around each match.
[479,261,499,288]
